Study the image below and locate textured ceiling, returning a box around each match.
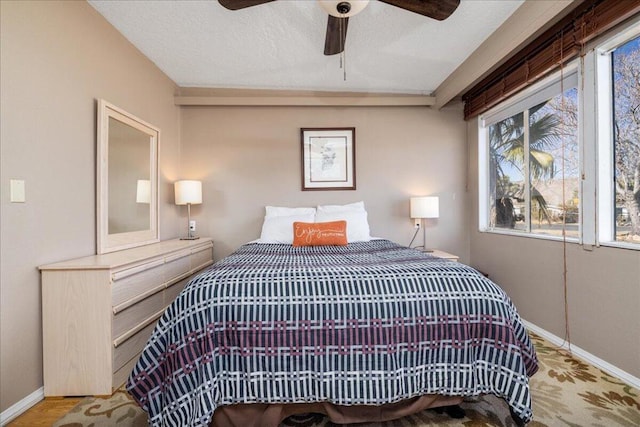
[88,0,524,95]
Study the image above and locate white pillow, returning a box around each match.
[316,201,365,213]
[259,213,315,244]
[265,206,316,217]
[314,210,371,242]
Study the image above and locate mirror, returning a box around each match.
[97,100,159,254]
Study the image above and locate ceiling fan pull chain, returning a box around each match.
[343,50,347,81]
[340,9,346,81]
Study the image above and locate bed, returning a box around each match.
[127,239,538,427]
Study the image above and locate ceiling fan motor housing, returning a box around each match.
[336,2,351,14]
[319,0,369,18]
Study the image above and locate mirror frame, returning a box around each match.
[97,99,159,254]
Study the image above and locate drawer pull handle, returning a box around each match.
[164,250,191,263]
[113,283,165,314]
[191,244,213,255]
[164,261,214,289]
[112,261,213,315]
[166,271,194,288]
[113,309,164,348]
[112,259,164,281]
[192,260,214,273]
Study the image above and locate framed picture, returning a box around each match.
[301,127,356,191]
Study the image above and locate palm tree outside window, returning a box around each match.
[487,87,580,239]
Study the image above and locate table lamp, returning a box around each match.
[174,180,202,240]
[410,196,439,251]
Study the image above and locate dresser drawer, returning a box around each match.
[112,319,157,373]
[164,250,191,283]
[112,260,165,307]
[113,355,139,391]
[113,290,164,340]
[165,277,190,306]
[191,245,213,270]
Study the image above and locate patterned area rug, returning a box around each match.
[54,334,640,426]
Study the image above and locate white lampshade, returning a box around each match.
[174,180,202,205]
[410,196,439,219]
[136,179,151,204]
[318,0,370,17]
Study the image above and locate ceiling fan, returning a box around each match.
[218,0,460,56]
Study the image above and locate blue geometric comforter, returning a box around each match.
[127,240,538,426]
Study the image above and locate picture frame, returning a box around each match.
[301,127,356,191]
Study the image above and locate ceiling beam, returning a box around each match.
[433,0,576,110]
[175,92,436,107]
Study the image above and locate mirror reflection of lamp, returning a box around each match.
[410,196,439,252]
[136,179,151,204]
[174,180,202,240]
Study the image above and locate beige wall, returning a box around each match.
[0,1,469,412]
[3,0,635,418]
[179,105,469,262]
[467,118,640,379]
[0,1,182,411]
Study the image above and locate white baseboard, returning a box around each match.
[0,387,44,426]
[524,320,640,390]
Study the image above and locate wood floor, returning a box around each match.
[7,396,83,426]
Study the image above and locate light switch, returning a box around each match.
[10,179,25,203]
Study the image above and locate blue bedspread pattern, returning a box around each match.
[127,240,538,426]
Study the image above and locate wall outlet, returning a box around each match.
[10,179,26,203]
[189,220,196,232]
[414,219,421,228]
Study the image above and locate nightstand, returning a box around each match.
[425,249,459,262]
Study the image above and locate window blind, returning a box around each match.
[462,0,640,120]
[481,66,578,128]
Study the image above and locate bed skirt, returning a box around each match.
[211,394,464,427]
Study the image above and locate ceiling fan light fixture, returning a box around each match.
[318,0,369,17]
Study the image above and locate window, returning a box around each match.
[479,69,580,239]
[478,20,640,250]
[611,36,640,244]
[593,27,640,249]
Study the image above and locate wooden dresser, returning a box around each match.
[39,238,213,397]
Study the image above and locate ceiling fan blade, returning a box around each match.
[324,15,349,56]
[378,0,460,21]
[218,0,276,11]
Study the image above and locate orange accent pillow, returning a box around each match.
[292,221,348,247]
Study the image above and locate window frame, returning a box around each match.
[478,15,640,251]
[591,20,640,250]
[478,63,581,242]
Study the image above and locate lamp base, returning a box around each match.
[180,236,200,240]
